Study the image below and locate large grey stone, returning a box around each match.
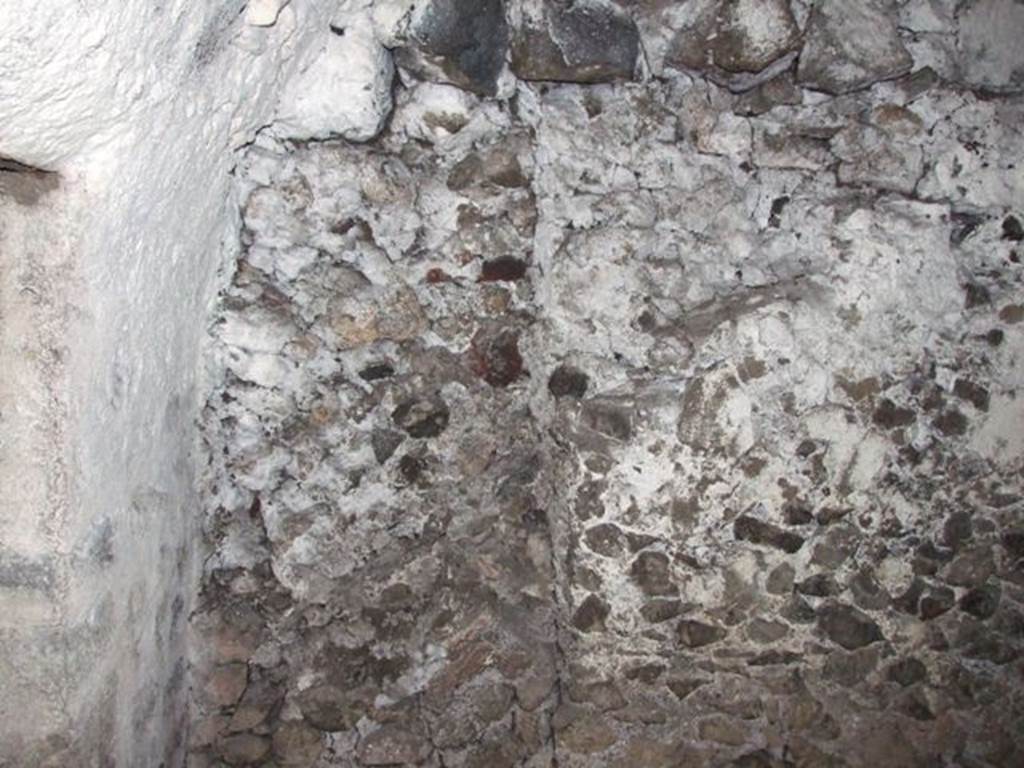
[957,0,1024,93]
[395,0,509,96]
[817,604,884,650]
[797,0,913,94]
[512,0,640,83]
[666,0,801,92]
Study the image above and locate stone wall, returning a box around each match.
[194,2,1024,767]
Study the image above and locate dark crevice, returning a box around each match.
[0,155,60,206]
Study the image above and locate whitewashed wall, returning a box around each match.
[0,1,344,763]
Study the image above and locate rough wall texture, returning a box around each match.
[194,0,1020,766]
[0,1,340,765]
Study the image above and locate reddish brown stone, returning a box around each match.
[470,327,524,387]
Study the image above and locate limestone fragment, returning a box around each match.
[274,20,394,142]
[246,0,289,27]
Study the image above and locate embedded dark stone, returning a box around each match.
[952,379,990,412]
[511,1,640,84]
[392,396,451,438]
[780,596,817,625]
[872,398,916,429]
[450,148,529,191]
[359,362,395,381]
[897,66,939,100]
[372,429,406,464]
[666,677,708,700]
[952,212,986,247]
[447,154,486,191]
[766,563,795,595]
[395,0,509,96]
[747,650,801,666]
[887,657,927,687]
[219,734,272,766]
[916,540,953,566]
[732,750,788,768]
[572,594,611,632]
[933,408,968,436]
[920,586,956,620]
[568,679,627,710]
[959,631,1020,665]
[624,662,665,683]
[677,618,727,648]
[795,438,817,458]
[899,691,935,722]
[944,546,995,587]
[640,598,684,624]
[811,524,859,567]
[359,723,432,765]
[768,194,793,228]
[817,603,884,650]
[470,327,524,387]
[1003,215,1024,242]
[1002,530,1024,560]
[963,283,991,309]
[958,584,1000,619]
[479,256,529,283]
[795,574,839,597]
[495,454,541,500]
[549,365,590,399]
[1000,304,1024,324]
[783,503,814,526]
[733,515,804,553]
[296,685,353,732]
[397,454,428,485]
[797,0,913,94]
[582,399,633,440]
[574,478,607,520]
[849,569,890,611]
[630,551,675,596]
[583,523,626,557]
[823,647,879,687]
[942,511,974,551]
[272,721,324,767]
[893,578,926,616]
[746,618,789,644]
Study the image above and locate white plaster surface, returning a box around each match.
[0,0,379,764]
